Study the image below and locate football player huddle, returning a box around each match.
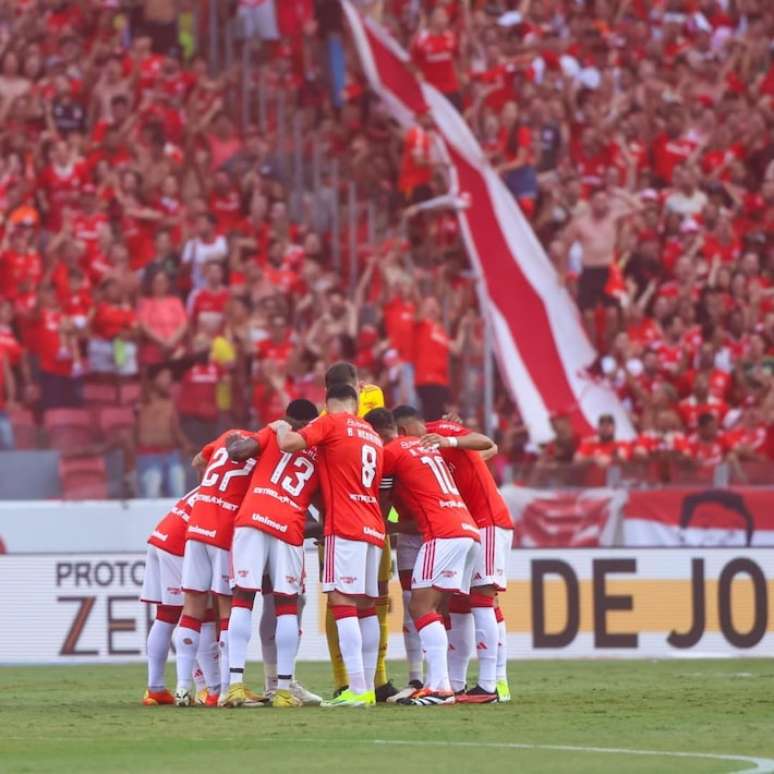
[139,361,513,708]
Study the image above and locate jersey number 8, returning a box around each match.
[361,444,378,488]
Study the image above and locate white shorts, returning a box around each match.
[322,535,382,599]
[396,533,424,572]
[181,539,232,596]
[412,537,480,594]
[470,526,513,591]
[140,544,184,606]
[231,526,304,597]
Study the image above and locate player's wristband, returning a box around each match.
[448,436,458,448]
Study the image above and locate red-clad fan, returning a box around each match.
[273,383,384,707]
[575,414,632,467]
[366,407,480,706]
[173,430,256,708]
[684,413,731,468]
[222,398,321,708]
[410,7,460,105]
[392,405,510,705]
[678,374,728,432]
[140,487,198,706]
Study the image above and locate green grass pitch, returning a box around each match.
[2,660,773,773]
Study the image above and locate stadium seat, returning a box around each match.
[59,456,108,500]
[8,407,38,449]
[83,381,119,406]
[119,381,142,406]
[97,406,135,437]
[43,408,98,453]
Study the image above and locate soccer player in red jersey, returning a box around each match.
[275,383,385,707]
[366,408,481,706]
[393,405,513,704]
[221,399,321,708]
[173,432,256,707]
[140,488,221,707]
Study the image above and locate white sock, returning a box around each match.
[471,605,498,693]
[447,612,474,692]
[402,591,423,684]
[358,611,380,692]
[416,617,450,692]
[497,618,508,682]
[260,594,278,691]
[146,619,175,691]
[192,663,206,693]
[218,627,229,694]
[335,609,366,694]
[197,621,221,692]
[276,613,299,691]
[174,618,200,692]
[228,605,253,686]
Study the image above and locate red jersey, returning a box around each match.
[411,30,459,95]
[382,436,480,543]
[186,431,256,550]
[148,488,198,557]
[383,298,415,361]
[426,420,512,530]
[234,428,319,546]
[678,395,728,431]
[576,435,631,465]
[413,319,450,386]
[686,434,729,466]
[191,288,229,330]
[298,412,385,547]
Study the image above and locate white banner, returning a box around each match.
[1,548,771,663]
[0,500,174,553]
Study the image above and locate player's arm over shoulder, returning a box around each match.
[226,429,266,461]
[422,420,495,452]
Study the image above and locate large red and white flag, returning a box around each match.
[624,489,774,547]
[501,486,626,547]
[342,3,634,443]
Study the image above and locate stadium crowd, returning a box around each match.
[0,0,773,496]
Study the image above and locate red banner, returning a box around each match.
[623,489,774,547]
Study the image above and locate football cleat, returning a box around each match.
[205,692,220,707]
[143,688,175,706]
[374,680,399,703]
[496,679,511,703]
[221,683,247,708]
[399,688,455,706]
[387,680,424,704]
[272,688,304,708]
[174,688,195,707]
[320,688,371,708]
[244,686,270,707]
[290,681,322,706]
[455,684,498,704]
[195,688,208,706]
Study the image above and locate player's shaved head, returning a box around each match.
[325,383,359,414]
[325,361,358,389]
[364,408,397,442]
[285,398,319,429]
[393,405,426,436]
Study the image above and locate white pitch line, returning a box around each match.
[6,735,773,773]
[366,739,774,774]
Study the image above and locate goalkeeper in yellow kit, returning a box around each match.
[320,362,397,701]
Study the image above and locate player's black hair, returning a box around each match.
[364,408,395,432]
[325,383,359,404]
[392,405,422,423]
[325,361,357,389]
[286,399,319,423]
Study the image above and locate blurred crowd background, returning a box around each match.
[0,0,772,499]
